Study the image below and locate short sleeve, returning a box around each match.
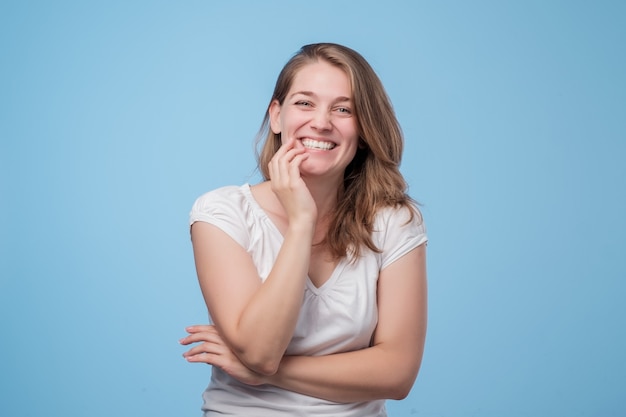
[189,186,250,249]
[374,205,428,270]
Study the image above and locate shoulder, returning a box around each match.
[374,203,425,233]
[188,184,261,248]
[192,184,245,210]
[373,203,428,268]
[189,184,253,226]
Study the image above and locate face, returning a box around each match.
[269,61,359,181]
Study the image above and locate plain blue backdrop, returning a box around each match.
[1,1,625,416]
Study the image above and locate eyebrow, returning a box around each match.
[289,91,352,103]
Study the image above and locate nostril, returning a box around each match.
[311,112,332,130]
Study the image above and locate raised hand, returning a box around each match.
[268,138,318,226]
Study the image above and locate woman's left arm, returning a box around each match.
[265,243,427,402]
[183,243,427,402]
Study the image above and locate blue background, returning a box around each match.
[1,1,625,416]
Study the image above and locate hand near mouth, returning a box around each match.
[268,138,318,226]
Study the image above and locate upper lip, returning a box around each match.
[299,137,338,145]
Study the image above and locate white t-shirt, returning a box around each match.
[189,184,428,417]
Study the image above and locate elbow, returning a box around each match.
[229,337,286,376]
[238,351,282,376]
[250,360,280,376]
[389,381,413,400]
[386,376,416,400]
[387,365,421,400]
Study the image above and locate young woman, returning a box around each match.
[180,43,428,416]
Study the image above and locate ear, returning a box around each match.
[269,100,282,134]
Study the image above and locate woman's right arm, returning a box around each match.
[190,140,316,375]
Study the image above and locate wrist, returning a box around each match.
[286,218,316,236]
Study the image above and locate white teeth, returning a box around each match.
[301,139,336,150]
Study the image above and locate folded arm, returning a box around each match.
[265,244,428,402]
[183,243,427,402]
[191,218,314,375]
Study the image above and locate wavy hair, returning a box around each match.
[256,43,417,260]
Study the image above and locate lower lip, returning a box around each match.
[302,143,336,151]
[304,148,335,154]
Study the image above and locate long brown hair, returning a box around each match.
[256,43,418,260]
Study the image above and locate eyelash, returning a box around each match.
[294,101,352,115]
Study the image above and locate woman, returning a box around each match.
[180,43,428,416]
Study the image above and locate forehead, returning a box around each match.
[289,61,352,97]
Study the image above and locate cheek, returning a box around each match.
[279,112,300,134]
[339,119,358,137]
[287,111,311,128]
[341,125,360,147]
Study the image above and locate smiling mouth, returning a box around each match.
[301,138,336,150]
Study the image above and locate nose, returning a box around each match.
[311,109,332,131]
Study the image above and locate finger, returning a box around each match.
[290,153,310,171]
[179,328,221,345]
[182,340,225,358]
[184,330,222,344]
[180,333,221,347]
[185,351,221,365]
[269,141,305,176]
[270,148,305,175]
[185,324,216,333]
[271,138,296,161]
[272,150,307,187]
[283,153,308,181]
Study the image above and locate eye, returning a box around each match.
[335,106,352,115]
[295,100,312,107]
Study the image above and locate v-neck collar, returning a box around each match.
[240,183,344,292]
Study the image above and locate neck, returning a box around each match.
[301,175,343,221]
